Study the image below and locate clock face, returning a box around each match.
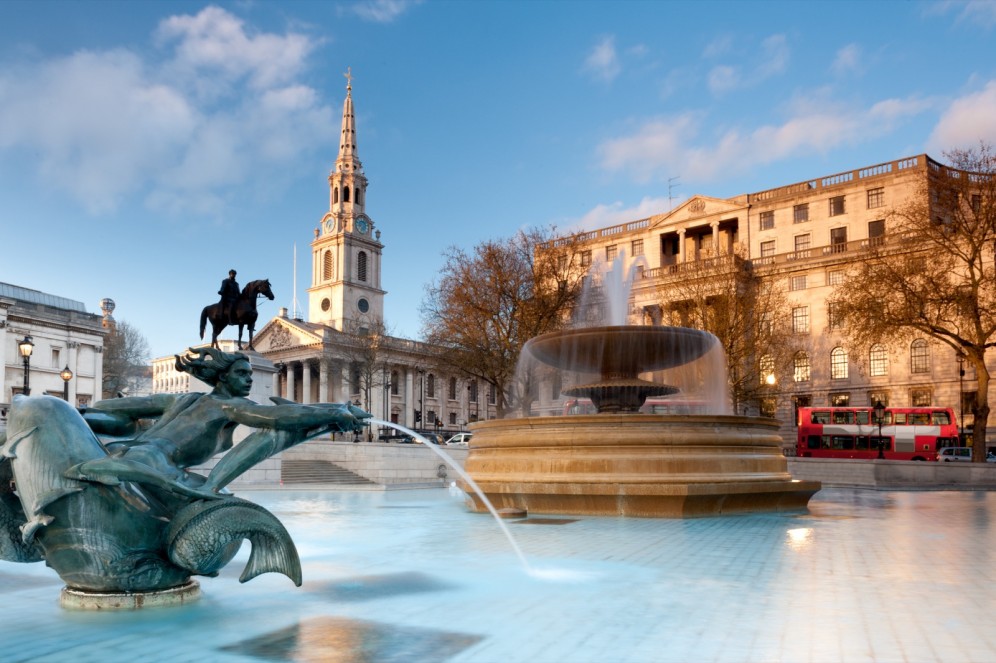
[357,298,370,313]
[324,219,335,234]
[355,217,369,234]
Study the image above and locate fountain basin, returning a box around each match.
[460,415,820,517]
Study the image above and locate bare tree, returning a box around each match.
[657,249,796,413]
[327,320,393,414]
[829,144,996,461]
[102,320,151,399]
[420,227,587,416]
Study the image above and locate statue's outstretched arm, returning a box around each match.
[90,393,176,419]
[222,401,365,433]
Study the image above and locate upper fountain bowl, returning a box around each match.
[524,325,716,378]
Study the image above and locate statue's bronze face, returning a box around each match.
[224,359,253,397]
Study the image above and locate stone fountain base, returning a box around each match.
[460,415,820,518]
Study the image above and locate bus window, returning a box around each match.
[811,411,830,424]
[933,411,951,425]
[909,413,929,425]
[871,436,891,451]
[894,413,907,425]
[807,435,821,450]
[832,435,854,450]
[821,436,832,449]
[855,436,871,450]
[856,411,870,425]
[832,411,854,424]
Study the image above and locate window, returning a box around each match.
[794,234,811,252]
[606,245,618,262]
[829,392,851,407]
[52,348,60,368]
[827,302,842,330]
[449,377,457,400]
[830,227,847,252]
[759,211,774,230]
[631,239,644,256]
[489,383,497,405]
[792,307,810,334]
[343,186,351,203]
[760,240,776,257]
[449,412,457,425]
[869,345,888,377]
[867,187,884,209]
[868,391,890,407]
[793,203,809,223]
[910,388,932,407]
[581,250,592,267]
[789,275,807,291]
[391,370,399,396]
[469,381,478,403]
[910,339,929,373]
[427,374,435,398]
[971,194,982,214]
[552,371,562,399]
[793,352,811,382]
[323,250,334,280]
[427,410,436,425]
[357,251,368,282]
[759,355,775,385]
[868,219,885,246]
[963,390,978,415]
[829,195,845,216]
[760,398,777,418]
[827,270,845,286]
[831,347,849,379]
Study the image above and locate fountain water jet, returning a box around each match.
[459,253,820,518]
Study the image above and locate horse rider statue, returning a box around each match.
[218,269,240,324]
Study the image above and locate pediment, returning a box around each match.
[648,195,746,230]
[252,317,324,352]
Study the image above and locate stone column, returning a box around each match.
[677,229,686,263]
[272,365,281,399]
[711,221,720,255]
[286,362,297,403]
[302,360,312,404]
[67,341,79,405]
[319,359,329,403]
[405,369,415,428]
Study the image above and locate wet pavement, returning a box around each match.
[1,487,994,662]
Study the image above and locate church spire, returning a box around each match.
[337,67,361,171]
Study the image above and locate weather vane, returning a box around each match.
[344,66,353,90]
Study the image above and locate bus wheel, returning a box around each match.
[912,456,926,461]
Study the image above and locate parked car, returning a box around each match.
[937,447,973,462]
[445,432,473,447]
[413,431,446,446]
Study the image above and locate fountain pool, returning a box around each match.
[2,486,994,662]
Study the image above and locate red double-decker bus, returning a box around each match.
[796,406,959,461]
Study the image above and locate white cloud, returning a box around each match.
[757,34,789,78]
[572,196,673,231]
[831,44,862,77]
[928,80,996,151]
[583,36,621,83]
[931,0,996,28]
[598,94,932,184]
[0,6,335,217]
[707,65,739,95]
[705,33,789,95]
[349,0,422,23]
[703,35,733,59]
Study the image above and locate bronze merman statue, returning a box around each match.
[0,347,370,595]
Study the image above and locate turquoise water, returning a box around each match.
[1,487,994,662]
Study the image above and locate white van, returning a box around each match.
[445,432,472,447]
[937,447,972,462]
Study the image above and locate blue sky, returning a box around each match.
[2,0,995,360]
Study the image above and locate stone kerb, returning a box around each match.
[788,457,996,489]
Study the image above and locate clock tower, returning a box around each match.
[308,68,385,332]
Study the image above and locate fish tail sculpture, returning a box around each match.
[167,498,302,586]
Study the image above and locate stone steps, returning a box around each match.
[280,459,376,485]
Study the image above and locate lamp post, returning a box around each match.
[873,399,886,459]
[18,336,34,396]
[957,353,965,444]
[60,365,73,401]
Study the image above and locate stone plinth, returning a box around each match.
[461,415,820,518]
[60,580,201,610]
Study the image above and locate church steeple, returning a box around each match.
[309,67,385,333]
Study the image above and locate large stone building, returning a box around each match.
[156,75,496,438]
[0,283,107,418]
[529,155,979,451]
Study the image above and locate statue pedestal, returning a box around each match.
[60,580,201,610]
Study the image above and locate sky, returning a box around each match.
[2,0,996,360]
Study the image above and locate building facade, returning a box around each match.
[157,74,496,438]
[532,155,980,451]
[0,283,107,419]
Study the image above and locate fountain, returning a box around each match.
[459,253,820,517]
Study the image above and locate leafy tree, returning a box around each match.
[657,248,796,413]
[420,227,587,416]
[101,320,151,399]
[828,144,996,461]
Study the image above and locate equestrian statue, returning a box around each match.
[200,271,274,351]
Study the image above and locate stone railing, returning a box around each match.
[749,155,925,204]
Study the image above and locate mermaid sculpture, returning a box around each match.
[0,347,369,596]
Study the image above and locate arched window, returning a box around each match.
[343,186,351,203]
[356,189,363,205]
[448,377,457,400]
[869,344,888,377]
[323,250,334,281]
[333,188,339,204]
[831,347,848,379]
[427,374,435,398]
[759,354,775,385]
[391,370,399,396]
[357,251,368,282]
[911,339,929,373]
[793,352,811,383]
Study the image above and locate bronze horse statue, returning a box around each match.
[200,279,275,351]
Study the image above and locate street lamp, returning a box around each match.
[957,353,966,444]
[18,336,34,396]
[873,399,886,459]
[60,365,73,401]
